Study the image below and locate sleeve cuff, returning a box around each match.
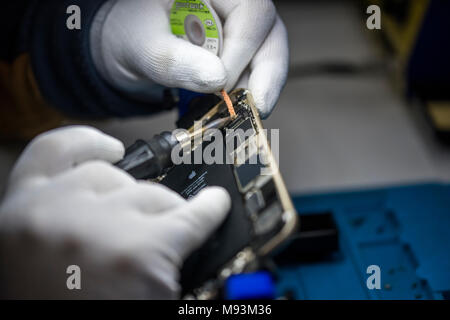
[28,0,176,118]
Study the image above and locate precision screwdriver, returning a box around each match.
[115,117,231,180]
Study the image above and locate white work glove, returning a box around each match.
[90,0,289,118]
[0,126,230,299]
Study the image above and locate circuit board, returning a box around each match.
[159,89,297,299]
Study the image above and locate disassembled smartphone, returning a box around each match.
[149,89,297,299]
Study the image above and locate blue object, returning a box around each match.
[226,272,275,300]
[178,89,206,117]
[277,183,450,300]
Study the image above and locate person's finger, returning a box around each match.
[106,0,227,93]
[247,16,289,119]
[210,0,277,91]
[53,161,135,194]
[141,36,228,92]
[10,126,124,185]
[162,187,231,260]
[104,182,186,213]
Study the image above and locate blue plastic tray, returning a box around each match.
[277,183,450,300]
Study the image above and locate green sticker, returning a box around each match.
[170,0,222,55]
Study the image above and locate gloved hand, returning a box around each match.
[90,0,289,118]
[0,126,230,299]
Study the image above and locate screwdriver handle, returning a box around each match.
[115,131,179,180]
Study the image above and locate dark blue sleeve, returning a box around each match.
[27,0,176,118]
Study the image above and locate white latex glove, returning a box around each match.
[90,0,289,118]
[0,126,230,299]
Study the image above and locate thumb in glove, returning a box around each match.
[0,126,231,299]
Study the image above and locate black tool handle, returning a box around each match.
[115,131,179,180]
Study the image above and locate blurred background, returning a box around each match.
[3,0,449,195]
